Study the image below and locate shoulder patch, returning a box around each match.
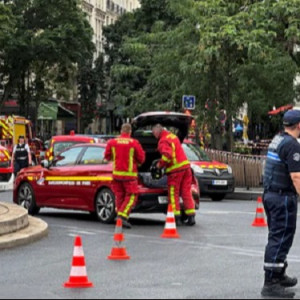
[293,153,300,162]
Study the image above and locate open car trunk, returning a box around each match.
[132,112,194,189]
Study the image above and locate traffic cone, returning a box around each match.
[252,197,268,227]
[107,218,130,260]
[161,204,180,239]
[64,236,94,288]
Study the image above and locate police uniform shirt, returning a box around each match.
[13,144,30,159]
[279,133,300,173]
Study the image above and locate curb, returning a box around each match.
[0,203,29,236]
[0,216,48,250]
[226,190,263,201]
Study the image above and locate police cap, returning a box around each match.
[283,110,300,126]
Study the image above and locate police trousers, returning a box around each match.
[263,192,298,278]
[14,160,29,177]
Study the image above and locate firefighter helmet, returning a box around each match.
[150,160,164,180]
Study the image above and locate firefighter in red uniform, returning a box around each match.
[152,124,196,226]
[105,124,145,229]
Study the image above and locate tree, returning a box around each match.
[104,0,300,149]
[0,3,15,99]
[0,0,95,122]
[78,54,106,132]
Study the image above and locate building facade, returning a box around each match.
[82,0,140,57]
[80,0,140,133]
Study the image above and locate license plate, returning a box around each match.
[158,196,168,204]
[212,180,228,186]
[0,185,7,191]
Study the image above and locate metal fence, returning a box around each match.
[205,149,266,188]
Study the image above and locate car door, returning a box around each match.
[38,146,85,207]
[70,146,113,210]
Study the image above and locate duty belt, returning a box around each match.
[265,188,296,196]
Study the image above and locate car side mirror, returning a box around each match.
[41,160,50,169]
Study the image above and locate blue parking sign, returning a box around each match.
[183,95,196,110]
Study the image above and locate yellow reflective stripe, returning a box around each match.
[166,160,190,173]
[4,151,11,159]
[167,133,177,140]
[113,171,138,177]
[27,176,34,181]
[118,212,129,219]
[112,147,116,170]
[162,155,171,163]
[185,209,196,215]
[45,176,113,181]
[123,194,136,216]
[129,148,134,173]
[170,186,180,216]
[171,143,177,165]
[0,121,9,130]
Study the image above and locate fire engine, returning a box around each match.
[0,115,39,191]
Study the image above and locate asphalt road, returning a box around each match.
[1,191,300,299]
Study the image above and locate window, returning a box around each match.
[53,142,79,157]
[80,147,105,165]
[183,143,211,162]
[54,147,84,167]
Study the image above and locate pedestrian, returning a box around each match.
[12,136,32,178]
[253,135,261,156]
[152,124,196,226]
[262,110,300,298]
[104,123,145,229]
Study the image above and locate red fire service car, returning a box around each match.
[14,112,200,223]
[44,133,95,161]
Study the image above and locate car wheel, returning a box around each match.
[18,182,40,215]
[94,188,116,224]
[211,194,226,202]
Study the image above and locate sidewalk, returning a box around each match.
[0,202,48,250]
[226,187,263,201]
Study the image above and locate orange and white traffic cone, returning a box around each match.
[64,236,94,288]
[161,204,180,239]
[107,218,130,260]
[252,196,268,227]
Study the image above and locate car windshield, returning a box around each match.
[53,142,79,156]
[183,143,211,162]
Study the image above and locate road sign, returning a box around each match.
[183,95,196,110]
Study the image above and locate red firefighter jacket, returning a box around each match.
[158,130,190,174]
[105,133,145,181]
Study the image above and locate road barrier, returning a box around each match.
[206,149,266,188]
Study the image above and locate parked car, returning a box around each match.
[183,140,235,201]
[44,134,95,161]
[14,112,200,223]
[77,134,116,144]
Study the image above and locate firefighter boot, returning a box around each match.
[280,263,298,288]
[186,215,196,226]
[119,217,132,229]
[262,273,296,298]
[175,216,183,227]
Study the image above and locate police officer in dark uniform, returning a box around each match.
[12,136,32,177]
[262,110,300,298]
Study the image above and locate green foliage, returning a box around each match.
[104,0,300,150]
[78,55,106,131]
[0,0,95,119]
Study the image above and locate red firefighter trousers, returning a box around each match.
[112,180,138,220]
[168,168,196,217]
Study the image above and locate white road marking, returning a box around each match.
[69,230,97,236]
[67,233,78,238]
[50,219,300,264]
